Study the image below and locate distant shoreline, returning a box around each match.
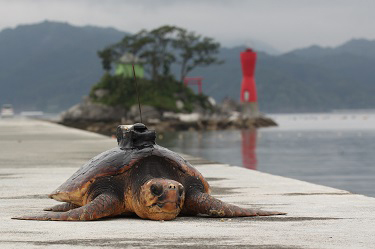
[59,116,277,137]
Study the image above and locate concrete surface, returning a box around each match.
[1,118,375,249]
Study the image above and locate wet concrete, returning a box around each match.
[1,118,375,248]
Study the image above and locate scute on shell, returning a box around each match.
[49,145,209,204]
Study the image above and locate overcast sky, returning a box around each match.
[0,0,374,52]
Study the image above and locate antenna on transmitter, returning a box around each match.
[132,64,143,123]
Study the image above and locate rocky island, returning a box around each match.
[60,94,276,136]
[59,25,276,135]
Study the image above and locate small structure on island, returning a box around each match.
[115,53,144,78]
[240,48,259,117]
[183,77,203,94]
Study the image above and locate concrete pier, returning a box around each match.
[1,118,375,248]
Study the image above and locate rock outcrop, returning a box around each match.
[59,96,277,135]
[61,97,125,122]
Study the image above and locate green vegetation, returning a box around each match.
[92,25,221,112]
[98,25,222,81]
[2,21,375,113]
[90,73,212,113]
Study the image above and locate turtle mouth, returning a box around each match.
[149,202,178,209]
[148,202,181,214]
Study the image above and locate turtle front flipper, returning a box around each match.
[43,202,79,212]
[13,193,123,221]
[183,190,286,217]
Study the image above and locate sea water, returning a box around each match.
[158,112,375,197]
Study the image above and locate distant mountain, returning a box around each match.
[287,39,375,59]
[240,39,280,55]
[190,39,375,112]
[1,21,375,113]
[0,21,125,112]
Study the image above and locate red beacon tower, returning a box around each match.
[240,48,259,117]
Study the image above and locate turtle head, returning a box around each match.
[135,178,185,220]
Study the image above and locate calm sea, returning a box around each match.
[158,112,375,197]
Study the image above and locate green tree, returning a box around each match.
[173,29,222,82]
[97,25,222,82]
[97,48,113,72]
[140,25,179,80]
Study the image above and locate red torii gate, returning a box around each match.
[183,77,203,94]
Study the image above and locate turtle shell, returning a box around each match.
[50,144,210,205]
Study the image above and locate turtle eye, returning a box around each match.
[178,186,184,197]
[150,184,163,196]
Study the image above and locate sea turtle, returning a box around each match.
[13,123,285,221]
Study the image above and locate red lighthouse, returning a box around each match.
[240,48,259,116]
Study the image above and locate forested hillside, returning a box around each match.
[1,21,374,113]
[0,21,124,112]
[191,39,375,112]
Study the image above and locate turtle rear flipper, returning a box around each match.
[13,193,122,221]
[183,190,286,217]
[43,202,79,212]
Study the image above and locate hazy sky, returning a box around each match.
[0,0,374,52]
